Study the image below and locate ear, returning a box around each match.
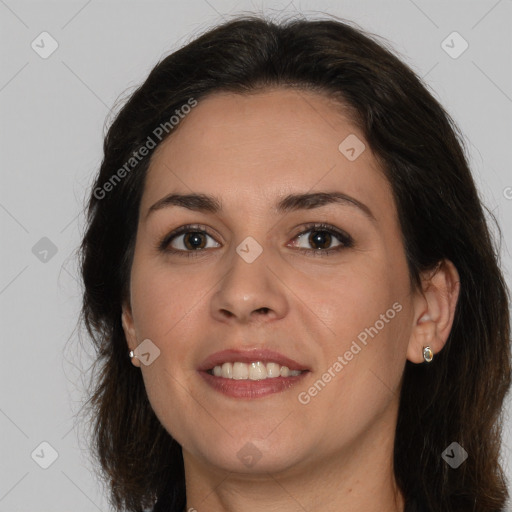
[407,259,460,364]
[121,301,141,368]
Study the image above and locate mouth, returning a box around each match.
[197,348,311,399]
[207,361,305,379]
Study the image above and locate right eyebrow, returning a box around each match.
[146,193,221,219]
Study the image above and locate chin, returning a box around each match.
[192,435,305,474]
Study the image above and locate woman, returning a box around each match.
[79,14,511,512]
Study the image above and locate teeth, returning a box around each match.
[210,361,304,380]
[249,361,266,380]
[266,362,280,378]
[221,362,233,378]
[232,362,249,380]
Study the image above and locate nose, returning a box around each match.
[209,248,289,324]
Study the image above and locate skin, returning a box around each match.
[122,88,460,512]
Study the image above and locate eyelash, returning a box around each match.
[157,222,354,258]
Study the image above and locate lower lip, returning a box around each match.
[198,370,309,399]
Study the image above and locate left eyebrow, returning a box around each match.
[145,191,377,224]
[275,191,376,223]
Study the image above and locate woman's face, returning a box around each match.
[122,88,422,475]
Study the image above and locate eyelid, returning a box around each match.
[288,222,354,255]
[157,223,219,252]
[290,222,353,244]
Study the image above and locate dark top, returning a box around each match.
[406,498,430,512]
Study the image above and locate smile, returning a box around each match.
[208,361,304,380]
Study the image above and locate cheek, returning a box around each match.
[129,254,204,340]
[309,260,404,341]
[305,259,410,404]
[129,260,204,441]
[297,299,408,450]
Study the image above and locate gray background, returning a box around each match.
[1,0,511,510]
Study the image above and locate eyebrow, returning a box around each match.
[146,191,376,223]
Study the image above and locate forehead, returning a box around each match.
[141,88,394,219]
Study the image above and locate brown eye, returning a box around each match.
[307,230,333,250]
[181,232,208,250]
[288,223,354,256]
[169,230,219,252]
[158,225,221,255]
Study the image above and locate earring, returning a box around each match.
[422,346,433,363]
[129,350,135,358]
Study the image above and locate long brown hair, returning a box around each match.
[78,15,511,512]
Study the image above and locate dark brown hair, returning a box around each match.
[78,14,511,512]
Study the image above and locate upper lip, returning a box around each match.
[198,348,310,372]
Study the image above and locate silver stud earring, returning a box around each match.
[129,350,135,358]
[422,346,433,363]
